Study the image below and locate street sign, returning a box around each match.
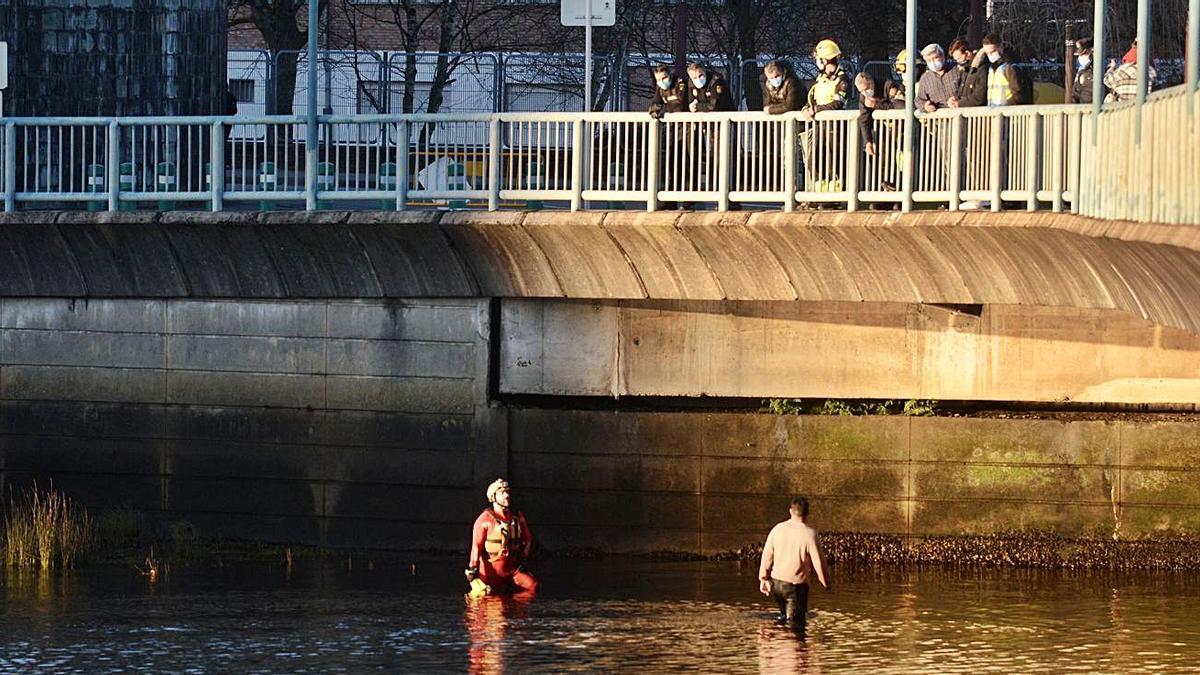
[560,0,615,27]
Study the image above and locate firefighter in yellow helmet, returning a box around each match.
[801,39,848,122]
[890,48,924,102]
[798,39,849,200]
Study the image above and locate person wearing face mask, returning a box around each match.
[916,43,963,112]
[890,49,924,103]
[854,72,899,158]
[948,38,987,107]
[1070,39,1095,104]
[686,62,735,113]
[761,60,803,114]
[978,33,1030,106]
[648,64,689,119]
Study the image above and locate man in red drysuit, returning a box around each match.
[466,478,539,595]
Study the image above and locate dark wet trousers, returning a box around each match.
[770,579,810,628]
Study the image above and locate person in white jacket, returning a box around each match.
[758,496,830,629]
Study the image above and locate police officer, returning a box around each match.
[648,65,688,119]
[686,62,735,113]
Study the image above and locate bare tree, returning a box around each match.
[228,0,328,115]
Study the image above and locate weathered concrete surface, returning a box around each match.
[508,410,1200,555]
[500,300,1200,404]
[0,297,500,550]
[3,211,1200,336]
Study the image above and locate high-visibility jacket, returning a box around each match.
[807,69,847,113]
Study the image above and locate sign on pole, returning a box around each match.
[0,42,8,118]
[561,1,614,113]
[560,0,615,26]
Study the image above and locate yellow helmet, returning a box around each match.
[895,49,924,74]
[814,39,842,61]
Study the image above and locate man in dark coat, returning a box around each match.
[648,65,688,119]
[1070,38,1095,104]
[686,62,736,112]
[760,60,803,114]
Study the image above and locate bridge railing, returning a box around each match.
[1078,86,1200,225]
[1,106,1095,214]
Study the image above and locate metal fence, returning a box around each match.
[3,103,1104,215]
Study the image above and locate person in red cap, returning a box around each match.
[1103,41,1157,102]
[465,479,538,596]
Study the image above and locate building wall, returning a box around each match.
[0,0,227,117]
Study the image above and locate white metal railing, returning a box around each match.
[1079,86,1200,224]
[2,105,1109,215]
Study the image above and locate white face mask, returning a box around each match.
[692,76,706,88]
[768,76,783,88]
[863,89,875,98]
[929,58,944,72]
[1077,55,1091,70]
[987,51,1001,63]
[657,78,671,90]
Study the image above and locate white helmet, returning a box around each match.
[486,478,510,503]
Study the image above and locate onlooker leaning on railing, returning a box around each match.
[949,39,987,107]
[761,60,804,115]
[1103,42,1156,103]
[916,43,964,112]
[1070,39,1096,105]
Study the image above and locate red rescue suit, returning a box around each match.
[469,508,538,594]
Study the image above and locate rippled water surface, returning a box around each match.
[3,559,1199,673]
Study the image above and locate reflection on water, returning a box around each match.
[3,559,1199,673]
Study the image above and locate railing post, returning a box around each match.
[787,115,796,210]
[717,117,731,211]
[646,119,660,211]
[1050,114,1064,213]
[570,118,584,211]
[989,113,1003,212]
[845,116,860,212]
[107,120,120,212]
[488,117,501,211]
[210,121,224,212]
[949,113,962,211]
[396,120,409,211]
[3,122,15,212]
[1026,113,1041,211]
[305,0,319,212]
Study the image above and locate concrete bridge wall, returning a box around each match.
[0,211,1198,552]
[500,300,1200,404]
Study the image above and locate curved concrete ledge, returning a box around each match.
[2,210,1199,334]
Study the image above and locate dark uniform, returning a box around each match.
[856,76,900,149]
[762,71,803,114]
[1070,61,1094,104]
[956,63,988,107]
[688,70,736,112]
[648,78,689,119]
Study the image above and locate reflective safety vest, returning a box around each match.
[808,69,847,108]
[987,64,1015,107]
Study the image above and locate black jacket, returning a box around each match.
[857,76,900,147]
[957,63,988,107]
[648,78,689,118]
[761,71,803,114]
[1071,63,1094,104]
[689,70,736,112]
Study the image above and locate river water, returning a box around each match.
[2,558,1198,673]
